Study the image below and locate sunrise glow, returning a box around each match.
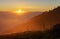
[13,9,26,14]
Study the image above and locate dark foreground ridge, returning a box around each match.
[0,24,60,39]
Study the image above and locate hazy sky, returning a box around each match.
[0,0,60,12]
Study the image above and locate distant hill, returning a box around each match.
[22,6,60,31]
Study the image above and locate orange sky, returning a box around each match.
[0,0,60,12]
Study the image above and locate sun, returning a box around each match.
[13,9,26,14]
[16,9,24,14]
[16,10,23,13]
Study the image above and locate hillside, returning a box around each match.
[25,6,60,30]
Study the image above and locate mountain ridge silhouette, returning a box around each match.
[26,6,60,30]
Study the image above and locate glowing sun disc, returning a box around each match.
[16,10,23,13]
[13,9,26,14]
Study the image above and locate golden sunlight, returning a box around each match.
[13,9,26,14]
[16,10,23,14]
